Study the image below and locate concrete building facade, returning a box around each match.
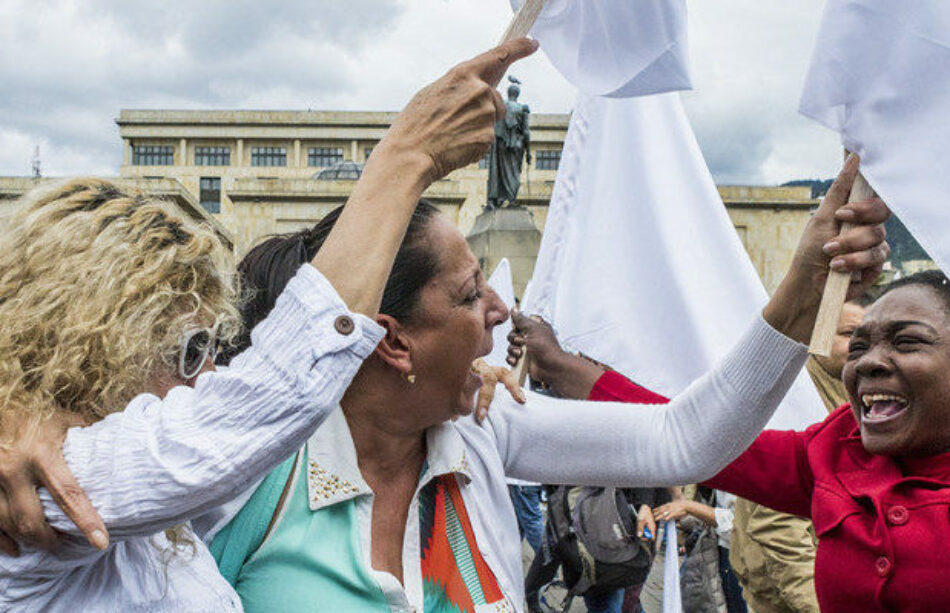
[44,108,821,293]
[116,109,567,259]
[0,176,234,250]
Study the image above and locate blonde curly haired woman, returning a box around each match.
[0,176,389,611]
[0,38,538,612]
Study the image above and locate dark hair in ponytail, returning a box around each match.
[220,200,440,364]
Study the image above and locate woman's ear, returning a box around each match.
[374,314,414,374]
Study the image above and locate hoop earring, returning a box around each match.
[402,372,417,385]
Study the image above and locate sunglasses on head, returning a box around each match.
[179,323,220,380]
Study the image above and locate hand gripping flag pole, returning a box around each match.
[809,157,875,357]
[500,0,547,43]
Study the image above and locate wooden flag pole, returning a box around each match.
[809,164,876,357]
[510,315,544,387]
[512,347,532,387]
[501,0,546,386]
[500,0,547,43]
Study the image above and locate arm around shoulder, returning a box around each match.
[43,266,384,539]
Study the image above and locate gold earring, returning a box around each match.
[402,372,417,384]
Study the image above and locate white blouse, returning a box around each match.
[202,314,807,612]
[0,264,384,612]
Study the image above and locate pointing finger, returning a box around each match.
[466,38,539,87]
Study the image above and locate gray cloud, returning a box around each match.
[0,0,402,175]
[1,0,844,184]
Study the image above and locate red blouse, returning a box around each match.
[590,370,950,612]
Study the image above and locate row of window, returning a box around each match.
[189,153,563,216]
[134,145,562,170]
[196,146,230,166]
[132,146,174,166]
[479,150,562,171]
[134,145,347,168]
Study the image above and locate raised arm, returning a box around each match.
[489,313,809,486]
[486,155,888,487]
[313,38,539,316]
[594,367,816,517]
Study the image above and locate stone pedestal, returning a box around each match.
[466,206,541,299]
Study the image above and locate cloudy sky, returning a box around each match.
[0,0,842,184]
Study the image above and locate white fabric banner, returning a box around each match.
[800,0,950,273]
[485,259,540,488]
[523,92,825,431]
[485,258,517,369]
[662,520,683,613]
[508,0,691,97]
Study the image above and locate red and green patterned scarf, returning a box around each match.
[419,475,505,612]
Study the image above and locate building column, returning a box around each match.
[236,139,244,166]
[123,139,131,166]
[179,138,187,166]
[350,140,359,162]
[294,139,301,167]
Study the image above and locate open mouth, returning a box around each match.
[860,392,909,424]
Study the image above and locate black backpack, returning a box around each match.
[546,485,655,597]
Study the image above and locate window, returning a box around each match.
[195,146,230,166]
[251,147,287,167]
[132,145,174,166]
[308,147,344,167]
[364,147,374,162]
[199,177,221,214]
[535,150,561,171]
[478,154,490,169]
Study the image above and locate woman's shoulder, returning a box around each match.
[444,417,508,475]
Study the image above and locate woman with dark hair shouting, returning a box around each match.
[175,156,884,612]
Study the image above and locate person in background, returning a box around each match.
[524,484,663,613]
[805,295,875,412]
[507,479,545,554]
[504,317,677,613]
[655,487,746,613]
[729,294,872,613]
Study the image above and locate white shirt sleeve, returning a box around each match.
[487,315,808,486]
[41,264,384,540]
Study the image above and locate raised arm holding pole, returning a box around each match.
[809,154,878,356]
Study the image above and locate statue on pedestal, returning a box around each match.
[487,76,532,209]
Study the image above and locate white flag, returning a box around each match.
[485,259,540,488]
[662,521,683,613]
[800,0,950,272]
[485,258,516,368]
[509,0,691,97]
[523,93,826,431]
